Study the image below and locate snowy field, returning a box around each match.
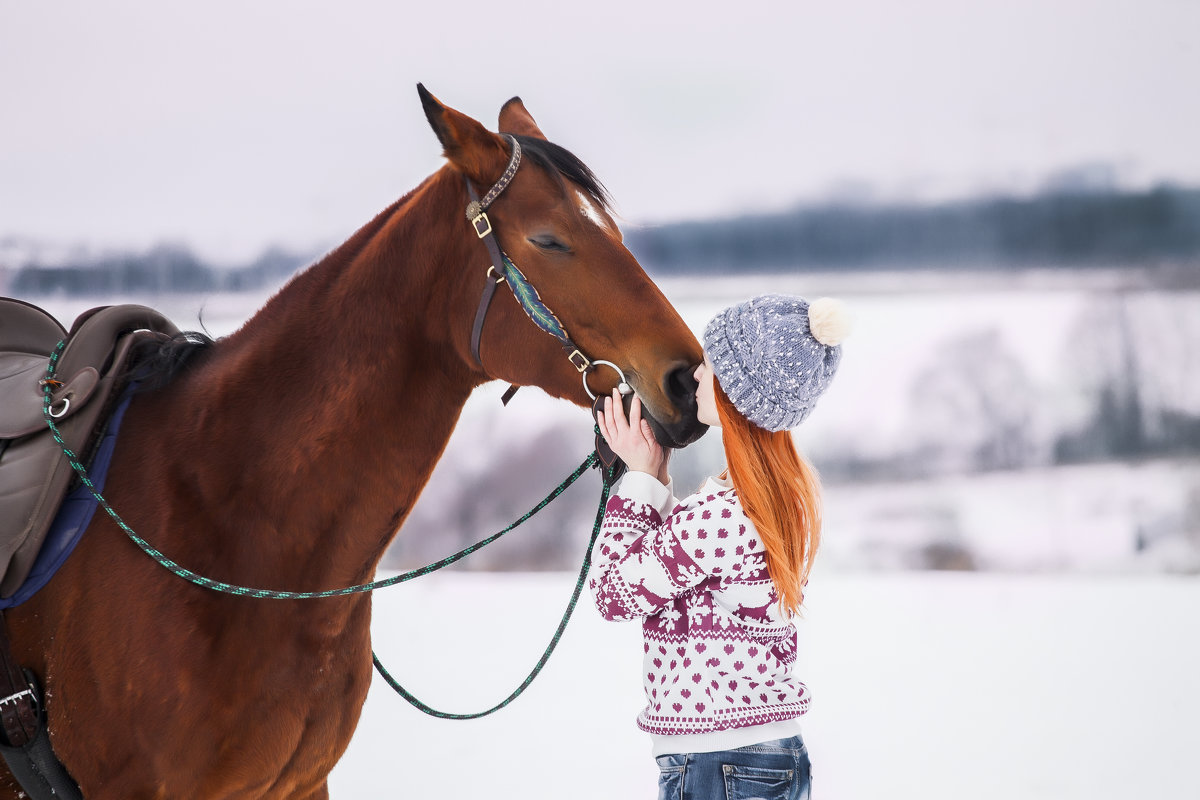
[334,570,1200,800]
[15,275,1200,797]
[25,271,1200,574]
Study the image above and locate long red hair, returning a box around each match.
[715,380,822,616]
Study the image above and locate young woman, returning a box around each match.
[592,294,849,800]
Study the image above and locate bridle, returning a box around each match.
[464,135,630,404]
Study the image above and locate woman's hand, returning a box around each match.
[596,389,669,484]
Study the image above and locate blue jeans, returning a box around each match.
[655,736,812,800]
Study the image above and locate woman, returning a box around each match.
[592,294,849,800]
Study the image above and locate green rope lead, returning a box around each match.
[371,467,613,719]
[41,339,601,599]
[41,338,621,717]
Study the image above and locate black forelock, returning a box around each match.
[512,134,612,214]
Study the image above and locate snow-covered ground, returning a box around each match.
[333,570,1200,799]
[823,459,1200,572]
[14,276,1200,796]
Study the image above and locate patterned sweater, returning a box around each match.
[589,470,809,738]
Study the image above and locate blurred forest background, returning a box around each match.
[8,179,1199,293]
[5,176,1199,575]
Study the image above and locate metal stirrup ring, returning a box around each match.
[583,360,632,400]
[48,397,71,419]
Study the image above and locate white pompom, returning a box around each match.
[807,297,851,346]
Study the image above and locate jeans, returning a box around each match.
[655,736,812,800]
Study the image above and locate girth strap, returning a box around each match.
[0,617,36,748]
[0,612,83,799]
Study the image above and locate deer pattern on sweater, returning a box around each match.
[589,472,809,735]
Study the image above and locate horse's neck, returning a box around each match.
[167,172,483,585]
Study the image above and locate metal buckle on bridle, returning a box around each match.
[568,350,590,373]
[464,136,521,229]
[467,202,492,239]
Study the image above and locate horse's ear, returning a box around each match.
[418,83,509,183]
[498,96,547,140]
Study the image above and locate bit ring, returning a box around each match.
[583,360,632,401]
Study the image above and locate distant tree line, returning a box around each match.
[627,185,1200,273]
[7,184,1200,297]
[9,244,312,296]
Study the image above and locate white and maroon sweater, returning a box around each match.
[589,470,809,744]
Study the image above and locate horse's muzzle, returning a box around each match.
[644,362,708,448]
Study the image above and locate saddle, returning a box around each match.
[0,299,178,600]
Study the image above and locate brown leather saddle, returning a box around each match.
[0,299,179,599]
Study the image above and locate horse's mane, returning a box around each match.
[124,138,606,394]
[128,330,217,393]
[514,135,612,213]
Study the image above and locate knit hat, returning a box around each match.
[703,294,850,431]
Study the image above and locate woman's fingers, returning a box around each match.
[593,390,669,478]
[640,418,657,449]
[597,392,666,476]
[631,398,655,449]
[628,394,642,430]
[610,388,628,435]
[595,405,611,442]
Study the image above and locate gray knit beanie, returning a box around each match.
[703,294,850,431]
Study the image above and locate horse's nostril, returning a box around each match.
[652,361,709,447]
[663,362,699,412]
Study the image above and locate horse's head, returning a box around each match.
[418,85,707,448]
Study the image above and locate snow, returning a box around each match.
[823,459,1200,572]
[332,570,1200,799]
[12,278,1200,796]
[20,276,1200,574]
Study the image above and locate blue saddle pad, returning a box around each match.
[0,390,136,609]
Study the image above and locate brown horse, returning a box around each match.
[2,87,704,799]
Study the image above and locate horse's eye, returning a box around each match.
[529,235,571,253]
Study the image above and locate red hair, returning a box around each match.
[715,380,822,616]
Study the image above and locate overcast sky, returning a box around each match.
[2,0,1198,263]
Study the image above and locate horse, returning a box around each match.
[1,86,706,799]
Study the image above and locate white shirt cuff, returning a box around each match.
[611,470,676,516]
